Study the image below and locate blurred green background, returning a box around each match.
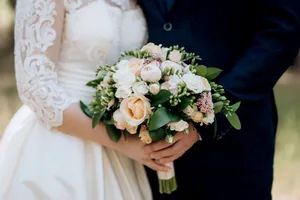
[0,0,299,199]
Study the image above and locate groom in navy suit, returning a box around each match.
[139,0,300,199]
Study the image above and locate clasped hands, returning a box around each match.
[143,123,201,172]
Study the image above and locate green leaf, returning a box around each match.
[214,102,224,114]
[151,90,172,106]
[177,97,192,112]
[149,127,166,142]
[86,79,101,88]
[148,107,176,131]
[195,65,207,77]
[105,125,122,142]
[205,67,223,81]
[226,113,241,130]
[92,113,102,128]
[80,101,93,118]
[103,117,114,125]
[231,102,241,112]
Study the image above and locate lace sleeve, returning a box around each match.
[14,0,78,128]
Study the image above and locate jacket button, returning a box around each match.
[163,23,172,31]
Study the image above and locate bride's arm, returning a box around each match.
[14,0,168,172]
[14,0,115,148]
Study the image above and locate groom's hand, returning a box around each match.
[144,123,201,164]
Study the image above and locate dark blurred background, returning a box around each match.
[0,0,299,199]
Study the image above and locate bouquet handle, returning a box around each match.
[157,162,177,194]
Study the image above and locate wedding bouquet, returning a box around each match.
[80,43,241,194]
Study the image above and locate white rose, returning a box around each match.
[160,61,183,73]
[115,85,132,99]
[113,69,136,87]
[132,81,149,95]
[168,120,189,132]
[113,109,126,130]
[139,125,152,144]
[182,73,204,94]
[202,112,215,125]
[168,75,182,89]
[116,60,130,70]
[168,50,182,63]
[141,61,162,82]
[149,84,160,95]
[161,82,170,90]
[161,81,178,95]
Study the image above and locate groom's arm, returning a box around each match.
[219,0,300,102]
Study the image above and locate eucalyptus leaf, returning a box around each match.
[177,97,192,112]
[195,65,207,77]
[149,127,166,142]
[206,67,223,81]
[214,102,224,114]
[80,101,93,118]
[92,113,102,128]
[151,90,172,106]
[149,107,175,131]
[231,102,241,112]
[226,113,241,130]
[105,125,122,142]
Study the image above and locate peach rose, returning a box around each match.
[202,77,211,91]
[120,94,152,128]
[139,125,152,144]
[191,111,204,123]
[113,109,126,130]
[125,124,139,134]
[168,50,182,63]
[128,58,145,76]
[141,43,167,61]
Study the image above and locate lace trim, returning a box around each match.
[15,0,78,128]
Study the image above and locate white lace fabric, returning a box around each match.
[14,0,135,128]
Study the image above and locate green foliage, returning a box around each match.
[148,107,179,131]
[151,90,172,106]
[214,102,224,114]
[205,67,223,80]
[149,127,166,142]
[105,124,122,142]
[226,113,241,130]
[80,101,93,118]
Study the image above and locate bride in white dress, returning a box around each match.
[0,0,169,199]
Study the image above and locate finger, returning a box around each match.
[144,132,184,154]
[145,159,171,172]
[144,140,172,154]
[158,152,184,164]
[151,141,182,159]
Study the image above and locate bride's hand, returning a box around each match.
[116,134,171,172]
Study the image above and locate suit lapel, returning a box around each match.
[166,0,178,12]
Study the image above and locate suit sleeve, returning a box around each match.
[218,0,300,102]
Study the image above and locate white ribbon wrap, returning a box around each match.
[157,162,175,180]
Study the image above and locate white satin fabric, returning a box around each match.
[0,0,151,199]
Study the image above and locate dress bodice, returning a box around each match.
[14,0,147,127]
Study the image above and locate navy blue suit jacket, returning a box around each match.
[139,0,300,199]
[139,0,300,170]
